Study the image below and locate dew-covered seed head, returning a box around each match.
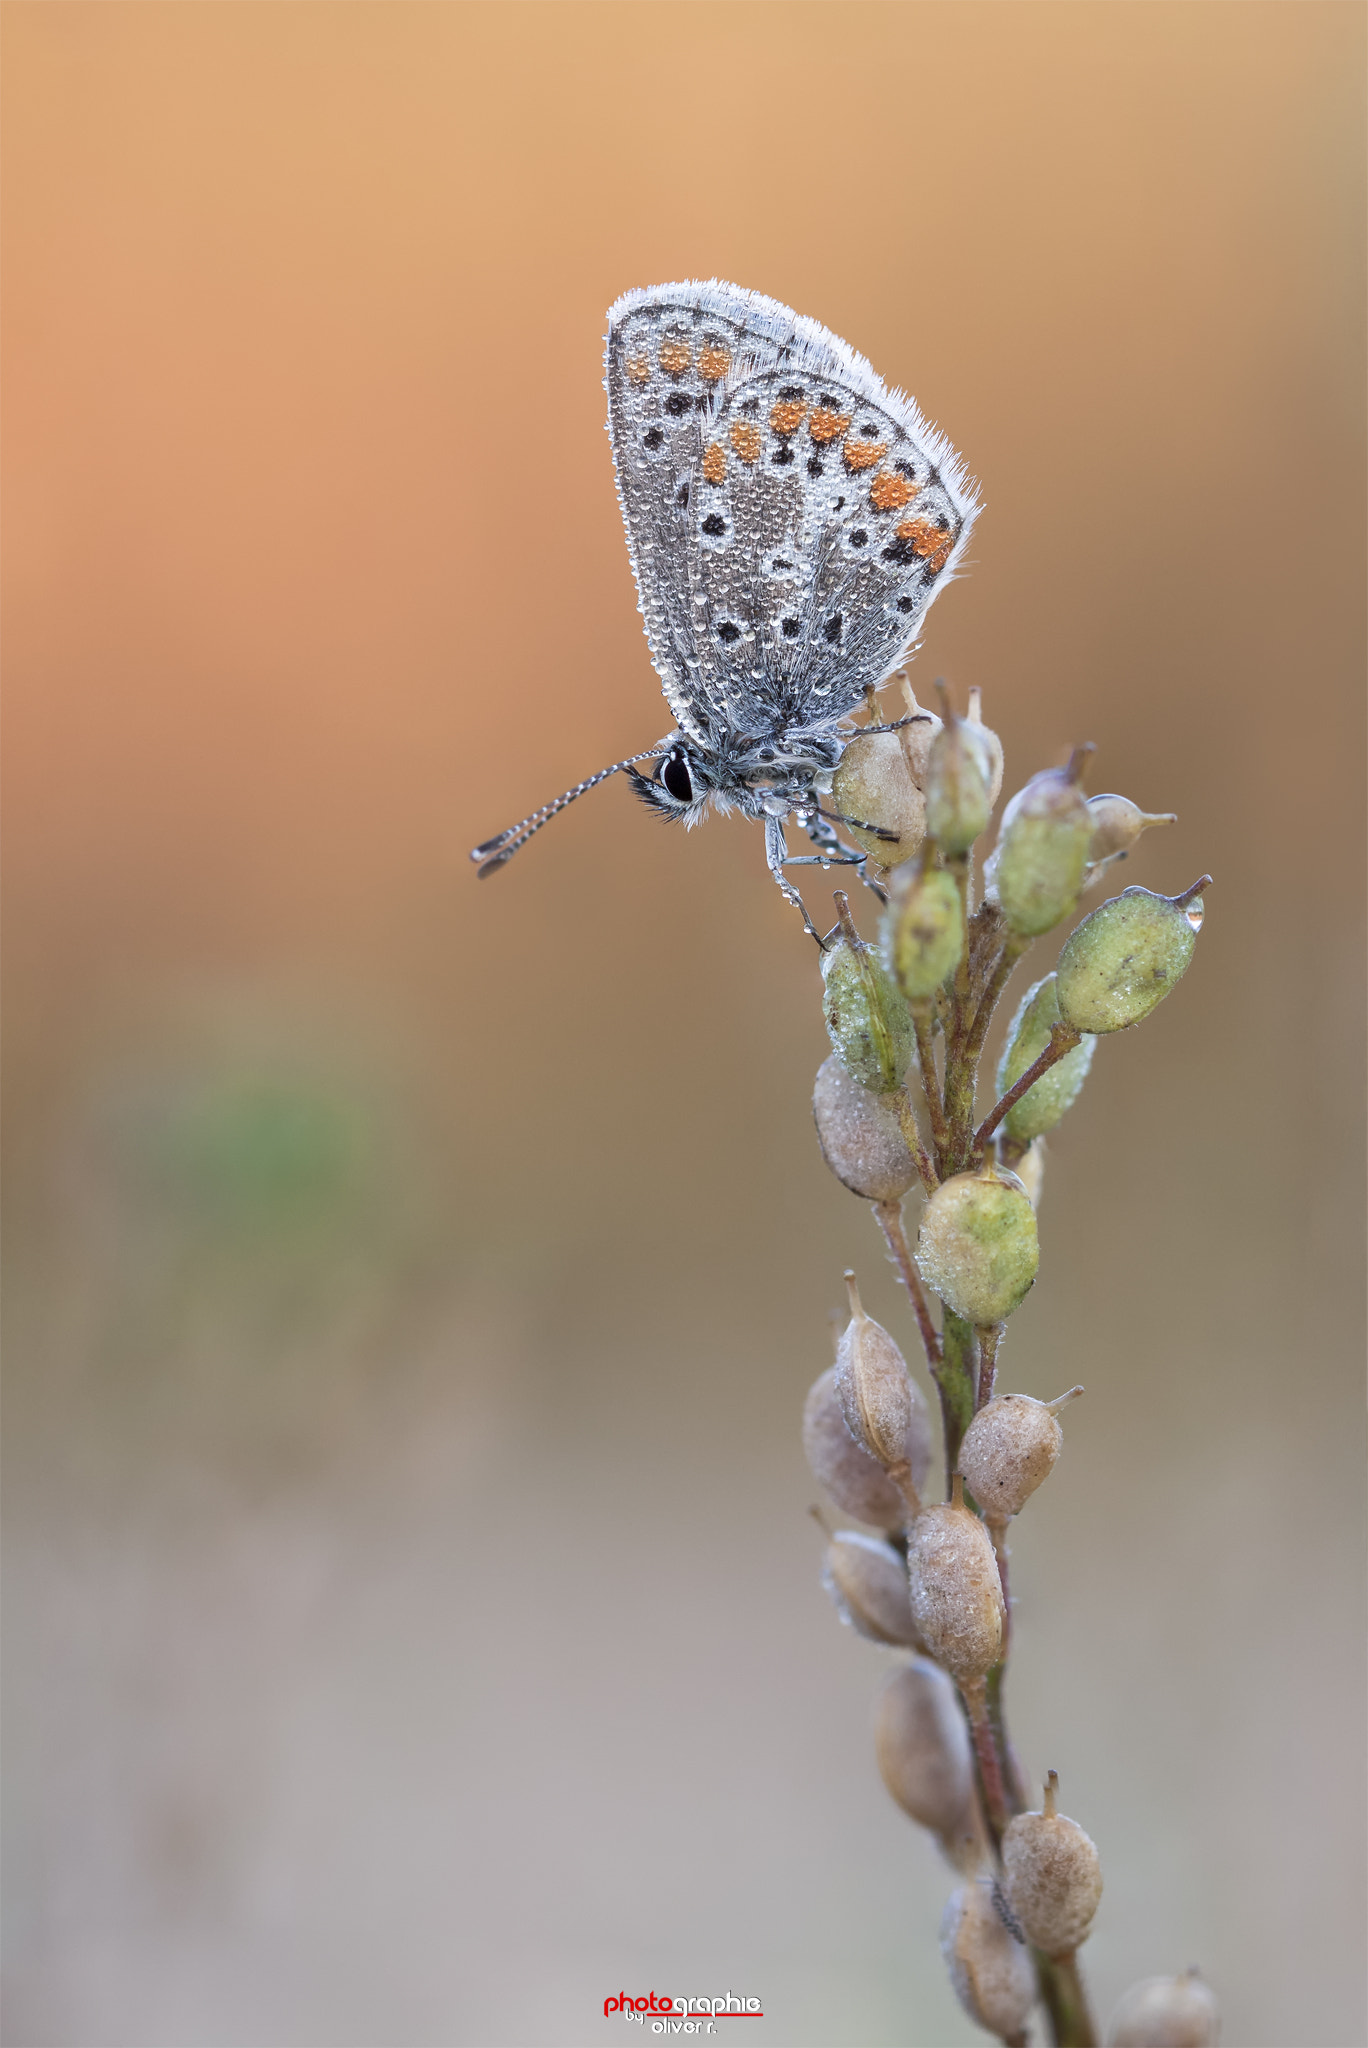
[1083,794,1177,890]
[812,1055,919,1202]
[887,861,965,1002]
[925,699,993,857]
[831,729,929,867]
[990,752,1095,936]
[996,974,1096,1144]
[875,1657,977,1844]
[958,1388,1082,1521]
[823,1531,922,1647]
[1055,879,1208,1034]
[916,1163,1040,1325]
[821,912,915,1092]
[906,1484,1005,1687]
[941,1877,1037,2043]
[1106,1969,1221,2047]
[1002,1771,1103,1958]
[803,1363,932,1528]
[834,1274,918,1485]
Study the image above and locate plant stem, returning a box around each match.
[872,1200,941,1372]
[936,1310,978,1489]
[911,1007,948,1165]
[1035,1950,1098,2048]
[891,1088,938,1196]
[974,1024,1082,1152]
[975,1323,1002,1409]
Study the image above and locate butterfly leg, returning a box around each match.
[763,812,824,941]
[798,815,890,906]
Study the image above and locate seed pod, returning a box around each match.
[1002,1771,1103,1958]
[925,710,992,856]
[1107,1970,1221,2047]
[958,1388,1083,1522]
[888,861,965,1001]
[1055,880,1208,1034]
[1084,794,1177,889]
[834,1274,918,1487]
[991,752,1094,936]
[906,1481,1005,1687]
[995,975,1096,1145]
[831,726,931,866]
[916,1162,1039,1324]
[941,1877,1037,2043]
[823,1531,921,1646]
[875,1658,977,1842]
[803,1364,933,1529]
[966,688,1005,809]
[821,921,914,1092]
[812,1055,919,1202]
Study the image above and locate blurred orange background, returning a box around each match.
[3,6,1364,2045]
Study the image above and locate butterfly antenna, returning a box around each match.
[470,748,665,877]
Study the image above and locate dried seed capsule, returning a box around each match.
[958,1388,1083,1522]
[995,974,1096,1144]
[916,1162,1039,1325]
[888,861,965,1001]
[1084,794,1177,889]
[830,728,929,866]
[1107,1970,1221,2047]
[834,1274,919,1490]
[823,1531,921,1646]
[821,922,914,1092]
[875,1658,977,1842]
[941,1877,1037,2043]
[1002,1771,1103,1958]
[991,752,1094,936]
[803,1364,932,1529]
[906,1482,1005,1687]
[1055,880,1208,1034]
[966,688,1005,809]
[812,1055,919,1202]
[925,709,992,856]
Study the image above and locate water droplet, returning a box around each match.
[1185,901,1205,932]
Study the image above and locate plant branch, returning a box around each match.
[872,1200,941,1371]
[911,1006,948,1165]
[974,1024,1082,1152]
[891,1087,938,1197]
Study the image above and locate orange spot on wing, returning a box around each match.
[808,407,851,444]
[870,470,919,512]
[730,421,762,464]
[769,399,808,436]
[896,515,955,571]
[701,443,728,483]
[698,343,732,380]
[659,339,692,378]
[843,437,888,473]
[626,353,651,384]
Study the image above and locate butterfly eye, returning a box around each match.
[660,751,694,803]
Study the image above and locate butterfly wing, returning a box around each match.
[605,281,980,753]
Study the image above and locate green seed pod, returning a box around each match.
[821,924,914,1092]
[834,1274,918,1488]
[831,729,929,866]
[823,1531,921,1647]
[941,1877,1037,2043]
[803,1364,932,1529]
[925,712,992,856]
[966,687,1005,809]
[812,1055,919,1203]
[1055,879,1208,1034]
[958,1387,1082,1522]
[996,974,1096,1144]
[1083,794,1177,890]
[1002,1771,1103,1959]
[875,1658,977,1845]
[991,753,1094,936]
[1107,1970,1221,2047]
[916,1162,1039,1325]
[889,862,965,1002]
[906,1483,1005,1687]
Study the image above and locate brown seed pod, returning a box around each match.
[1106,1970,1221,2047]
[940,1877,1037,2043]
[823,1532,921,1647]
[1002,1771,1103,1958]
[906,1481,1005,1688]
[834,1274,919,1496]
[803,1365,933,1529]
[875,1658,977,1844]
[958,1388,1083,1522]
[831,728,929,866]
[812,1054,919,1202]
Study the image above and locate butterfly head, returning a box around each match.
[627,739,714,824]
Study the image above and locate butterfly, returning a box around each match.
[472,281,979,935]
